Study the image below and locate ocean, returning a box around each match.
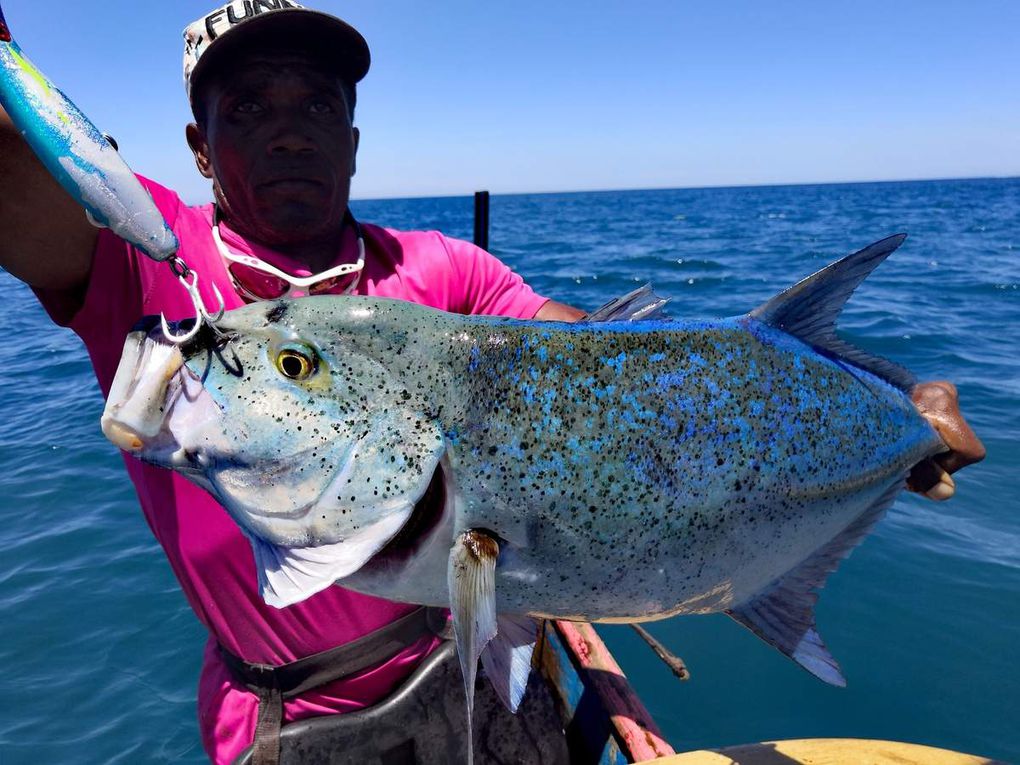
[0,178,1017,763]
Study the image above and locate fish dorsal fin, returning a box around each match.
[748,234,915,390]
[583,284,670,322]
[726,477,907,686]
[481,614,540,712]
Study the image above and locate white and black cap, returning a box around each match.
[183,1,370,104]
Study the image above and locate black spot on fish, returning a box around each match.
[265,302,289,323]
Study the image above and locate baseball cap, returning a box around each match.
[183,1,370,103]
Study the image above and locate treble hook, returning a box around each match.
[160,259,226,344]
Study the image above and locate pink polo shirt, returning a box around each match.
[36,176,549,763]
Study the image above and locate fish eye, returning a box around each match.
[275,346,317,381]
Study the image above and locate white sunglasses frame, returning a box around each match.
[212,221,366,298]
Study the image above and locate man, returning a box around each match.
[0,2,984,763]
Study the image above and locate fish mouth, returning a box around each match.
[101,324,221,468]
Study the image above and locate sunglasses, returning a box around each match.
[213,218,366,301]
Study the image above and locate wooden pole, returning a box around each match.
[473,190,490,251]
[631,624,691,681]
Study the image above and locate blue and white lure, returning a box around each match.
[0,3,222,341]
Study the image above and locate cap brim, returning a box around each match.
[189,9,370,103]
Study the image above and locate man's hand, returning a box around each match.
[908,381,986,501]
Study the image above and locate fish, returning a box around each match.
[0,2,176,260]
[100,234,944,737]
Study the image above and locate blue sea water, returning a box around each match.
[1,177,1017,763]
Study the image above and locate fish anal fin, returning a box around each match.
[481,614,540,713]
[747,234,915,390]
[727,589,845,687]
[726,477,907,686]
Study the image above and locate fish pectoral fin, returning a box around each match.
[448,530,500,765]
[481,614,541,713]
[726,477,907,686]
[250,506,412,608]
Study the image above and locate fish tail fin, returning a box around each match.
[726,477,906,686]
[747,234,915,391]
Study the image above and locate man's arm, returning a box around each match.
[0,104,97,291]
[534,300,586,322]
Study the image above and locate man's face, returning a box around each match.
[187,50,359,254]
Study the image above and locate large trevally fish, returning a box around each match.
[101,235,943,722]
[0,2,176,260]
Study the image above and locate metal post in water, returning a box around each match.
[473,191,490,251]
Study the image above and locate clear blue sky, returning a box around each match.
[4,0,1018,201]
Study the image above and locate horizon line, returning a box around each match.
[348,173,1019,204]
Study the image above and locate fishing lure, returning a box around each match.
[0,2,222,341]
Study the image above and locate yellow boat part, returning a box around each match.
[643,738,1006,764]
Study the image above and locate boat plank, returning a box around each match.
[538,620,676,763]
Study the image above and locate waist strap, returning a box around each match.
[220,606,449,765]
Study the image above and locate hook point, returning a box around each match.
[160,312,201,344]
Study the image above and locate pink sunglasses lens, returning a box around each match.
[309,274,354,295]
[228,262,289,300]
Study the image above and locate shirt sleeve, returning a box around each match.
[444,236,550,319]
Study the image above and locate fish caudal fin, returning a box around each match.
[481,614,540,713]
[583,284,671,322]
[726,477,907,686]
[748,234,916,391]
[448,530,500,765]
